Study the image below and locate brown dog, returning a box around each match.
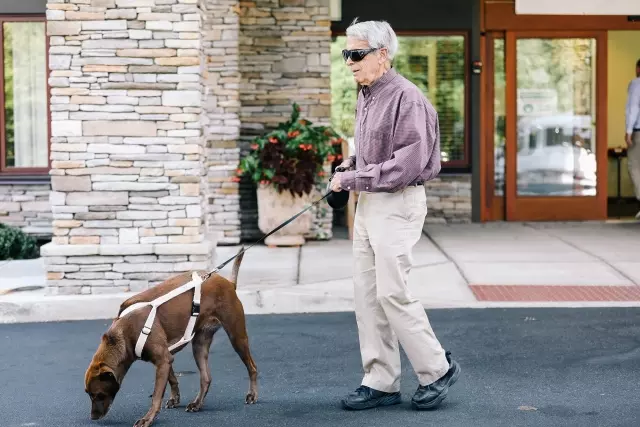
[84,247,258,427]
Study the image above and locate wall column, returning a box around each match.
[42,0,214,295]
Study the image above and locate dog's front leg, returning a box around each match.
[134,351,173,427]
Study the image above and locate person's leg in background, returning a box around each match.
[631,131,640,219]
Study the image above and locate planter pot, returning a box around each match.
[257,183,314,246]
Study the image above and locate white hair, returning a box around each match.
[345,18,398,61]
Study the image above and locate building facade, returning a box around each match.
[0,0,639,294]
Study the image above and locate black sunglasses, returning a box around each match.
[342,47,379,62]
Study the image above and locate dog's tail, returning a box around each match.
[230,246,245,289]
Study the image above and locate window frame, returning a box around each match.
[330,29,471,170]
[0,14,50,178]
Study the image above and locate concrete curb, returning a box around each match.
[3,288,640,324]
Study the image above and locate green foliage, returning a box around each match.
[331,37,358,138]
[3,23,15,166]
[330,35,467,162]
[237,103,345,197]
[0,223,39,260]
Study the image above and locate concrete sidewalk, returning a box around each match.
[2,221,640,323]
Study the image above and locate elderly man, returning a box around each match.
[330,19,461,411]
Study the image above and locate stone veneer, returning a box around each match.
[424,174,472,223]
[215,0,333,244]
[41,0,213,295]
[0,183,53,237]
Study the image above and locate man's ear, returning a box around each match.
[378,47,388,64]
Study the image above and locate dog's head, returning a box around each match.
[84,334,122,420]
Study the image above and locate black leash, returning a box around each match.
[202,169,344,280]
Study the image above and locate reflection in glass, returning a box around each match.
[494,38,505,196]
[516,38,597,196]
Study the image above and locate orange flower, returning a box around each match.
[288,130,300,138]
[230,176,241,183]
[318,171,325,177]
[250,143,259,150]
[336,154,343,160]
[327,154,335,162]
[236,168,243,175]
[298,144,307,150]
[269,136,278,143]
[259,180,269,185]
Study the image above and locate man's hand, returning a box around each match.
[626,133,633,148]
[330,172,343,192]
[338,157,354,171]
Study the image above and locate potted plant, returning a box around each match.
[235,103,344,246]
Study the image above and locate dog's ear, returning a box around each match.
[102,332,118,347]
[97,364,121,390]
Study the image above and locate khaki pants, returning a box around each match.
[352,185,449,393]
[628,131,640,201]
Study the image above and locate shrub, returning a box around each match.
[236,103,346,197]
[0,223,40,260]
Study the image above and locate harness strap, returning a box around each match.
[118,271,203,359]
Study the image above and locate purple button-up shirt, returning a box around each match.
[340,67,441,193]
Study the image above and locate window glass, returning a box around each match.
[331,35,467,165]
[3,21,48,169]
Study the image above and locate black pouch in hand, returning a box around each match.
[326,166,350,210]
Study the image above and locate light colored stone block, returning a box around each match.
[154,242,212,255]
[99,244,154,255]
[47,21,82,36]
[82,20,128,31]
[52,121,82,137]
[162,90,200,107]
[83,121,157,136]
[51,176,92,192]
[41,243,100,257]
[119,228,140,244]
[66,191,129,206]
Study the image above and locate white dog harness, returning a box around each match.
[118,272,204,359]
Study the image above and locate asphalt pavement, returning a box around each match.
[2,308,640,427]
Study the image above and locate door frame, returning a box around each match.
[481,30,506,221]
[482,29,608,221]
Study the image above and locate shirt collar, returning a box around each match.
[361,67,397,98]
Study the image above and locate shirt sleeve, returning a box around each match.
[340,101,437,192]
[626,79,640,134]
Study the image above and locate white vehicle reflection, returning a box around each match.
[495,114,596,196]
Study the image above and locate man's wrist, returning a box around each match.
[340,170,356,191]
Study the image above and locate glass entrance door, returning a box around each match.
[503,31,607,221]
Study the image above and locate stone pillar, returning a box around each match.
[201,0,242,245]
[42,0,215,295]
[235,0,333,243]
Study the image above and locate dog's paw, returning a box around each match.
[133,417,152,427]
[185,401,202,412]
[245,391,258,404]
[165,396,180,409]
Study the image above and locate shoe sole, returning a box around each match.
[341,393,402,411]
[411,361,461,411]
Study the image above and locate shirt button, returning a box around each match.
[347,186,351,190]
